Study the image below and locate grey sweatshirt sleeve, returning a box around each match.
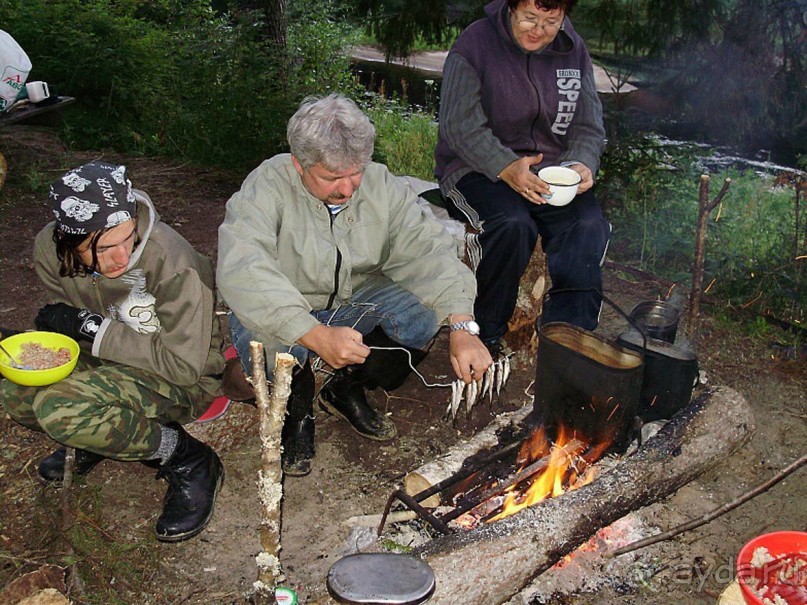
[438,53,519,182]
[558,64,606,175]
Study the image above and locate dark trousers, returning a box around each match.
[445,172,611,341]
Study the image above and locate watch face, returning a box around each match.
[467,320,480,336]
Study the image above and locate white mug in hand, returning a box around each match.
[26,81,50,103]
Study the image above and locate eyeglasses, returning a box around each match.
[512,12,564,33]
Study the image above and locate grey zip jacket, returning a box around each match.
[34,190,224,394]
[435,0,605,194]
[216,155,476,347]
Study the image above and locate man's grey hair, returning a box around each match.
[287,94,376,171]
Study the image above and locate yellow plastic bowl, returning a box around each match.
[0,331,80,386]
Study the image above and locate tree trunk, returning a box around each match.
[238,0,287,50]
[414,386,754,605]
[507,246,547,352]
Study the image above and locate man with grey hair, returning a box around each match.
[217,94,491,476]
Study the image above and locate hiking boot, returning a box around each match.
[281,360,316,476]
[282,416,315,476]
[154,423,224,543]
[320,369,397,441]
[38,448,105,483]
[221,357,256,403]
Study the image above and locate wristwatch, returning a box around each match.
[449,319,481,336]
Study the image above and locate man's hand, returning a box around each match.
[498,154,550,204]
[35,303,104,343]
[298,324,370,369]
[449,330,493,384]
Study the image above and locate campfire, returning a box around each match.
[451,424,612,528]
[379,417,617,535]
[490,424,611,522]
[374,386,754,605]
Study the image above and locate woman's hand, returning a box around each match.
[568,163,594,193]
[498,154,551,204]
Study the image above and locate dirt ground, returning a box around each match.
[0,127,804,605]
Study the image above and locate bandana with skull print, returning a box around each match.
[49,162,136,235]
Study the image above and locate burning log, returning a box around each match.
[413,385,754,605]
[404,405,534,507]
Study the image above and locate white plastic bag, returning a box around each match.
[0,30,32,112]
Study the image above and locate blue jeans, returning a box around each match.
[228,275,439,379]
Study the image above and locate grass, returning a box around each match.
[365,97,438,181]
[602,137,804,327]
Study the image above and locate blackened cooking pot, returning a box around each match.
[534,322,645,453]
[617,329,699,422]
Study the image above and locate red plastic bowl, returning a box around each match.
[736,530,807,605]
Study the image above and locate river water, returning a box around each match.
[351,55,802,174]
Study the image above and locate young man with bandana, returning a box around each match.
[1,161,225,543]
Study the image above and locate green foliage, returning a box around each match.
[364,97,438,180]
[287,0,362,95]
[602,136,805,323]
[350,0,479,59]
[577,0,726,57]
[0,0,364,170]
[2,0,178,153]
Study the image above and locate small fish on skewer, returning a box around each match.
[494,358,503,398]
[464,378,479,415]
[481,364,494,403]
[502,355,511,387]
[446,379,462,419]
[445,355,513,421]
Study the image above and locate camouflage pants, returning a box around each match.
[1,354,213,460]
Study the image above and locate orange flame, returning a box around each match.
[487,424,610,522]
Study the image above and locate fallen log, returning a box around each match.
[414,385,754,605]
[404,405,534,507]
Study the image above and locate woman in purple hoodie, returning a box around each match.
[435,0,611,353]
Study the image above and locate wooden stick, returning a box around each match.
[252,344,296,600]
[404,405,533,507]
[687,175,731,342]
[609,453,807,558]
[344,511,420,527]
[60,448,86,595]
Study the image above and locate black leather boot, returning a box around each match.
[320,329,430,441]
[38,447,105,483]
[321,368,396,440]
[358,328,430,392]
[154,423,224,543]
[281,360,316,476]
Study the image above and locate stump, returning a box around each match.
[507,246,547,352]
